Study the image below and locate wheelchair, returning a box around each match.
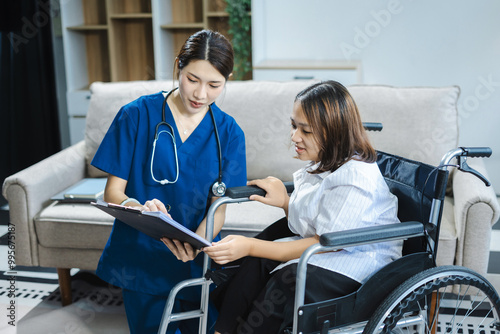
[157,138,500,333]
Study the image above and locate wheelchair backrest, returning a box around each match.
[376,151,449,255]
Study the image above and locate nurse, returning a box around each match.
[91,30,247,334]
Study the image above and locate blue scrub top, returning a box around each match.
[91,91,247,301]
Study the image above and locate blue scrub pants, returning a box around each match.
[122,288,216,334]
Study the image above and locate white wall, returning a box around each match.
[252,0,500,192]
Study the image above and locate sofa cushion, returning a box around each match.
[224,200,286,234]
[349,85,460,166]
[35,202,113,249]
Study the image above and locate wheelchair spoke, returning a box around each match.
[362,266,500,334]
[444,284,470,334]
[444,289,487,334]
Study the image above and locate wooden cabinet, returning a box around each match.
[62,0,155,89]
[60,0,248,144]
[253,60,362,85]
[107,0,155,82]
[153,0,231,80]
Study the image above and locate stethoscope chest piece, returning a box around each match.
[212,181,227,197]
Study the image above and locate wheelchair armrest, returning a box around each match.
[226,185,265,198]
[319,221,425,249]
[225,181,295,199]
[293,220,425,329]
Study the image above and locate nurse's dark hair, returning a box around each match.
[175,30,234,81]
[294,80,376,174]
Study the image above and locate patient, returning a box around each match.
[202,80,403,334]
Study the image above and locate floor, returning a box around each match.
[0,199,129,334]
[1,198,500,333]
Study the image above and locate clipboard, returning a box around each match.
[91,200,211,249]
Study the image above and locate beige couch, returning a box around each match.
[3,80,499,306]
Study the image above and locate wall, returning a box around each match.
[252,0,500,192]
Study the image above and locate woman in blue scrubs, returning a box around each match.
[91,30,247,334]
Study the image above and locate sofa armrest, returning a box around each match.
[450,158,500,274]
[2,141,87,266]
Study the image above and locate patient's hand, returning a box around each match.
[162,238,199,262]
[247,177,290,212]
[203,235,252,265]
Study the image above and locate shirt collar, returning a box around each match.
[304,162,331,180]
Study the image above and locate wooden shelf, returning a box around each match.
[109,18,154,82]
[67,25,108,31]
[206,11,229,17]
[109,13,153,19]
[161,22,205,30]
[107,0,152,15]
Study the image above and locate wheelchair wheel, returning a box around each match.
[363,266,500,334]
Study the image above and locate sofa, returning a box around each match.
[3,80,499,306]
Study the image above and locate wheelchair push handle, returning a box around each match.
[363,122,383,132]
[460,146,492,158]
[443,146,493,187]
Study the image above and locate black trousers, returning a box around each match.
[212,218,361,334]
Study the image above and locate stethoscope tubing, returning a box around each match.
[151,121,179,185]
[151,88,224,192]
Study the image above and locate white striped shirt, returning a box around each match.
[274,159,402,283]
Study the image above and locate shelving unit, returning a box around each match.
[60,0,251,144]
[107,0,155,82]
[153,0,232,80]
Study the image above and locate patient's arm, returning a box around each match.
[203,234,319,265]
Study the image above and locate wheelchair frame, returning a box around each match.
[157,146,500,334]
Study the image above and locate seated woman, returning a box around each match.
[202,80,403,334]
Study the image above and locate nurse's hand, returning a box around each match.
[161,238,199,262]
[142,198,170,215]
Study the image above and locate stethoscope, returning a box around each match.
[150,88,226,197]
